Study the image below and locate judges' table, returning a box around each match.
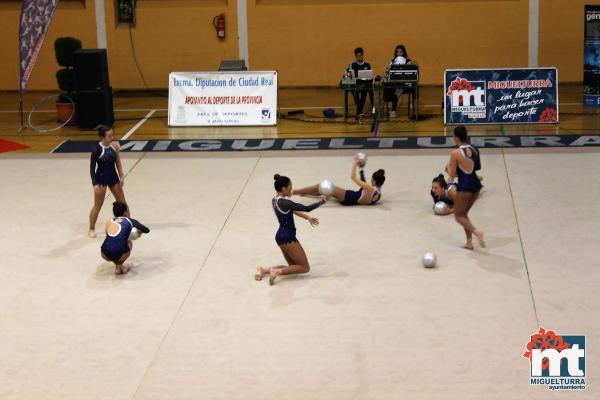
[339,78,375,121]
[377,78,419,121]
[339,74,419,122]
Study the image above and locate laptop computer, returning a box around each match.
[357,69,373,80]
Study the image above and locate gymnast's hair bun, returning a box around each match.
[372,169,386,186]
[273,174,291,191]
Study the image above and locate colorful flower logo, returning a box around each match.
[523,327,570,370]
[447,77,475,96]
[539,107,558,122]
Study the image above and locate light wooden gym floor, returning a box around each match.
[0,84,597,153]
[0,149,597,399]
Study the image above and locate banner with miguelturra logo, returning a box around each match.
[444,68,558,125]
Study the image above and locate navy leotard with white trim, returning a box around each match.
[272,197,324,245]
[456,145,482,193]
[101,217,150,262]
[341,168,381,206]
[90,142,120,186]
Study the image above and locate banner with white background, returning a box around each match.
[168,71,277,126]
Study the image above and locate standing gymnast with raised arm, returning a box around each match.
[88,125,127,238]
[446,126,485,250]
[294,156,385,206]
[256,174,329,285]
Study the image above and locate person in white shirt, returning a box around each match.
[387,44,412,118]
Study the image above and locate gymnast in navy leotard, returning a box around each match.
[294,157,385,206]
[430,174,457,215]
[88,125,127,238]
[100,201,150,275]
[446,126,485,250]
[255,174,329,285]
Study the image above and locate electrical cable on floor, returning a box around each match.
[279,111,433,125]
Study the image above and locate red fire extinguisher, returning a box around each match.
[213,14,225,39]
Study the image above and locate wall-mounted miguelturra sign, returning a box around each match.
[444,68,559,125]
[168,71,277,126]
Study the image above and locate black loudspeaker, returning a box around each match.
[77,88,115,129]
[73,49,110,91]
[73,49,114,129]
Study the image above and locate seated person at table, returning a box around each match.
[348,47,374,118]
[386,44,415,118]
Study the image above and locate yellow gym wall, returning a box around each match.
[0,0,588,90]
[105,0,239,89]
[539,0,586,83]
[0,0,238,91]
[247,0,529,86]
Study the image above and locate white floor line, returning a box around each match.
[49,139,67,154]
[114,108,167,112]
[121,109,155,141]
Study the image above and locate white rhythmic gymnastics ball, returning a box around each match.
[434,201,448,215]
[422,252,437,268]
[129,227,141,241]
[319,180,334,196]
[355,152,367,167]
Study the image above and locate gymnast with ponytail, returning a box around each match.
[294,156,385,206]
[255,174,330,285]
[88,125,127,238]
[445,125,485,250]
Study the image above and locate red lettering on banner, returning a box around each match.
[183,96,265,105]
